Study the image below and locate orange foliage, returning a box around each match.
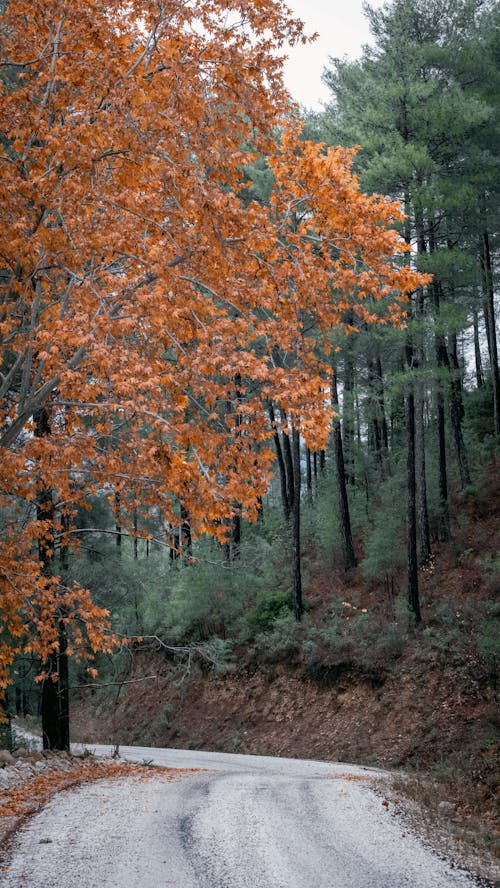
[0,1,429,688]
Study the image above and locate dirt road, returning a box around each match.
[0,747,480,887]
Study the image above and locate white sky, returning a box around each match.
[282,0,385,109]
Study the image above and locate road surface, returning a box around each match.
[0,745,481,887]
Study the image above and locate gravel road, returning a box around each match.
[0,746,481,888]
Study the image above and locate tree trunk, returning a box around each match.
[405,357,422,627]
[448,331,471,488]
[367,355,388,480]
[306,447,312,499]
[404,195,421,624]
[473,308,484,388]
[281,410,296,509]
[133,507,138,560]
[332,370,357,570]
[114,490,122,554]
[319,449,326,472]
[343,353,356,485]
[415,393,431,567]
[35,407,70,751]
[429,227,450,542]
[480,229,500,435]
[291,427,303,620]
[414,281,431,567]
[268,402,290,520]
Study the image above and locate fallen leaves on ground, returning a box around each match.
[329,773,373,783]
[0,759,192,819]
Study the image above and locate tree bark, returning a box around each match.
[405,356,422,627]
[331,370,357,570]
[343,353,356,485]
[291,427,303,620]
[429,227,450,542]
[473,308,484,389]
[281,410,296,509]
[448,331,471,488]
[268,402,290,520]
[35,407,70,751]
[480,229,500,435]
[414,282,431,567]
[306,447,312,499]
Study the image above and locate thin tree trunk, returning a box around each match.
[415,393,431,567]
[35,407,70,751]
[403,195,421,625]
[414,280,431,567]
[367,355,386,479]
[268,403,290,520]
[473,308,484,388]
[332,370,357,570]
[480,229,500,435]
[133,507,138,560]
[448,331,471,488]
[306,447,312,499]
[281,410,296,509]
[406,378,422,627]
[343,353,355,485]
[429,227,450,542]
[291,427,303,620]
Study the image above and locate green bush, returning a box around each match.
[242,589,290,639]
[165,562,246,642]
[253,613,307,662]
[477,620,500,659]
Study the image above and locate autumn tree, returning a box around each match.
[0,0,425,744]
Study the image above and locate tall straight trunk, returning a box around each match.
[473,309,484,388]
[448,331,471,488]
[406,377,422,627]
[367,351,390,479]
[436,383,450,542]
[413,276,431,567]
[429,226,450,542]
[306,447,312,498]
[231,512,241,556]
[415,394,431,567]
[313,451,318,480]
[480,229,500,435]
[404,194,421,625]
[331,370,357,570]
[35,407,70,751]
[133,507,138,560]
[343,353,355,485]
[268,402,290,520]
[281,410,296,508]
[222,374,243,559]
[291,427,303,620]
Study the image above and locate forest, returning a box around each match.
[0,0,498,826]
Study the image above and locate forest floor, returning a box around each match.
[65,467,499,883]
